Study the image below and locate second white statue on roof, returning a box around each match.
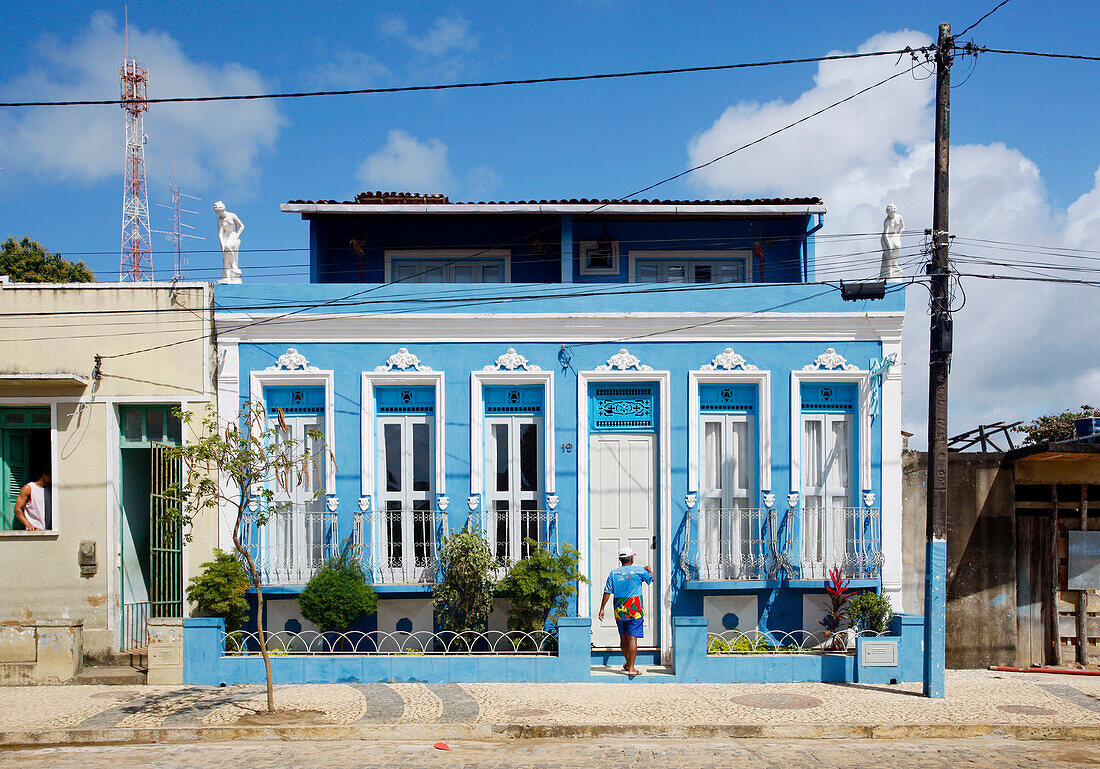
[214,201,245,284]
[879,203,904,280]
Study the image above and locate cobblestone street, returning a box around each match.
[3,738,1100,769]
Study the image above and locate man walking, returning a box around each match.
[598,546,653,677]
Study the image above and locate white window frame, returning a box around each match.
[578,240,620,276]
[629,250,753,284]
[376,412,436,583]
[470,368,555,509]
[361,370,446,501]
[688,368,771,500]
[483,413,544,564]
[0,401,60,538]
[788,368,871,504]
[249,368,336,494]
[384,249,511,283]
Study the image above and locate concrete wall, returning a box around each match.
[0,284,215,659]
[903,451,1016,668]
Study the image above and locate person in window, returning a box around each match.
[14,468,50,531]
[598,546,653,677]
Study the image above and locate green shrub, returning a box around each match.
[433,527,496,633]
[186,549,250,632]
[497,540,586,633]
[849,590,894,632]
[297,549,378,634]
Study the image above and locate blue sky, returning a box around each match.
[1,1,1098,438]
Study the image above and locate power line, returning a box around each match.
[970,46,1100,63]
[957,0,1014,38]
[0,48,931,108]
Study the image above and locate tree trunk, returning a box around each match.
[233,506,275,713]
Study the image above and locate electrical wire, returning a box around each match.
[0,48,932,108]
[970,46,1100,63]
[957,0,1014,38]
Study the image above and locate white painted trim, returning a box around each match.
[577,240,620,276]
[577,368,672,664]
[249,367,337,493]
[216,312,906,344]
[360,370,447,499]
[281,203,827,216]
[470,369,556,511]
[879,339,905,600]
[789,368,872,504]
[0,281,209,290]
[216,342,240,552]
[688,368,772,497]
[383,249,512,283]
[628,250,753,284]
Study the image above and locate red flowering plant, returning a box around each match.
[819,567,858,650]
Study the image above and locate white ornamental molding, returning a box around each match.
[326,496,340,513]
[484,348,541,372]
[546,494,559,511]
[700,347,758,371]
[436,494,450,512]
[763,492,776,509]
[375,347,432,372]
[685,492,698,510]
[802,347,859,372]
[357,496,372,513]
[597,348,653,372]
[265,348,319,372]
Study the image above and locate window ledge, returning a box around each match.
[0,530,59,540]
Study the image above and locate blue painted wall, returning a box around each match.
[302,214,813,284]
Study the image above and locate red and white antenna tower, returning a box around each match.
[119,22,152,281]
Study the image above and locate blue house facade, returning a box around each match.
[212,193,906,668]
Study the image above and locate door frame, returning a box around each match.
[577,364,671,662]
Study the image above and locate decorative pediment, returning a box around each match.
[375,347,432,372]
[484,348,541,372]
[597,348,652,372]
[700,347,758,371]
[265,348,319,372]
[802,348,859,372]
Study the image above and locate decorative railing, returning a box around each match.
[475,507,559,568]
[682,507,792,581]
[706,628,885,655]
[352,508,444,585]
[121,601,150,651]
[799,506,883,579]
[222,628,557,656]
[241,505,338,585]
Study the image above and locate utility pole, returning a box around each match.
[924,22,953,699]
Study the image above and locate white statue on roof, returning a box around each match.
[879,203,904,280]
[214,201,244,284]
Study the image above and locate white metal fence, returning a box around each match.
[241,505,338,585]
[799,506,883,579]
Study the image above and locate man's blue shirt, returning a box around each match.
[604,565,653,619]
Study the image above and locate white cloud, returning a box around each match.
[0,12,283,194]
[358,130,454,192]
[688,30,1100,444]
[356,130,501,200]
[381,14,479,58]
[308,50,390,89]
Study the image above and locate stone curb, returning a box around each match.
[3,722,1100,748]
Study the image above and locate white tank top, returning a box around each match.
[23,483,47,530]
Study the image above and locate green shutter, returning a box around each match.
[2,430,29,530]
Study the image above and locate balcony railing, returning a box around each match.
[241,505,338,585]
[682,507,788,581]
[352,508,444,585]
[475,507,559,568]
[799,506,883,580]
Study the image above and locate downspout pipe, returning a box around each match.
[803,213,824,282]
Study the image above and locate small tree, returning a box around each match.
[298,547,378,646]
[433,527,495,633]
[848,590,894,633]
[186,549,250,632]
[497,540,586,633]
[1017,405,1100,445]
[168,401,330,713]
[0,237,95,282]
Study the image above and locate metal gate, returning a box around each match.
[150,442,184,620]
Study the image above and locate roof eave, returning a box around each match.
[279,202,827,216]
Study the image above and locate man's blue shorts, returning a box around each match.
[616,617,644,638]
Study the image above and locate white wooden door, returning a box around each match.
[800,412,854,577]
[590,433,656,647]
[377,414,435,583]
[485,415,543,564]
[269,413,325,583]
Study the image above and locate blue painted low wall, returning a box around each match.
[672,613,924,684]
[183,617,592,685]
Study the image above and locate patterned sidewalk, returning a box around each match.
[1,670,1098,742]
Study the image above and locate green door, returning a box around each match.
[149,442,183,619]
[1,430,29,530]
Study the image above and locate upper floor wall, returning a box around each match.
[281,194,826,286]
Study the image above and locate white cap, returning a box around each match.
[617,546,636,559]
